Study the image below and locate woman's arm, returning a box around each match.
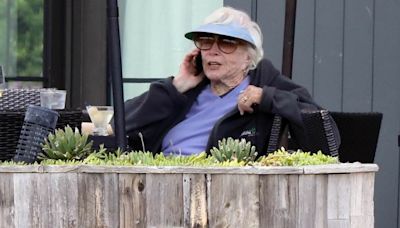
[239,59,319,126]
[124,78,190,148]
[240,59,341,154]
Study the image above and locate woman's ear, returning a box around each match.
[242,55,251,72]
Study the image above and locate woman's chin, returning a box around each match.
[204,70,223,80]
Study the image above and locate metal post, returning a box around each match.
[281,0,297,79]
[279,0,297,149]
[107,0,126,150]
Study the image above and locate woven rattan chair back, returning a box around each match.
[0,89,42,110]
[0,110,83,161]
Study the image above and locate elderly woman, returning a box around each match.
[124,7,336,156]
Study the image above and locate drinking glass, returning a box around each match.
[86,106,114,136]
[40,89,66,109]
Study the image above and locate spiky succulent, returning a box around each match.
[210,137,257,164]
[39,126,93,161]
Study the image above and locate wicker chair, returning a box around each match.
[0,89,42,110]
[331,112,382,163]
[287,110,340,157]
[288,111,382,163]
[0,89,83,161]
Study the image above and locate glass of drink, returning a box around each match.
[86,105,114,136]
[40,89,66,109]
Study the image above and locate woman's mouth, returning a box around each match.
[207,61,222,70]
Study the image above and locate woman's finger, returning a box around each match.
[237,94,254,115]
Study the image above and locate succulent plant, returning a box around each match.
[257,147,339,166]
[210,137,257,164]
[39,126,93,161]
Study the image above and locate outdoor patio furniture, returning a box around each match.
[287,110,340,157]
[0,88,41,110]
[0,109,83,161]
[0,89,83,161]
[288,111,382,163]
[303,110,339,156]
[331,112,383,163]
[13,106,59,163]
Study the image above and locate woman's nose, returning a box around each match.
[208,40,220,53]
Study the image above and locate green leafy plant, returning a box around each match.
[210,137,257,164]
[81,146,133,166]
[39,126,93,161]
[152,152,217,166]
[81,151,217,166]
[0,160,29,166]
[257,147,339,166]
[30,135,338,167]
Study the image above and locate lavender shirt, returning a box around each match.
[162,76,250,155]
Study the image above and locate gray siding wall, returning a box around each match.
[225,0,400,227]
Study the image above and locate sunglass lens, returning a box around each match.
[218,37,239,54]
[194,36,215,50]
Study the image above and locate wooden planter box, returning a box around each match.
[0,163,377,228]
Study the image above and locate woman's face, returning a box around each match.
[198,35,250,83]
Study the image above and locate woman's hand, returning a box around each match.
[237,85,263,115]
[173,49,205,93]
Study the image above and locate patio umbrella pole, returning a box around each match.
[280,0,297,148]
[282,0,297,78]
[107,0,126,150]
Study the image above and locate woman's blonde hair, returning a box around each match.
[203,7,264,70]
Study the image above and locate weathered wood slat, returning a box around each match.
[14,174,52,228]
[327,219,350,228]
[183,174,208,228]
[49,173,79,228]
[0,173,14,228]
[103,174,120,227]
[119,174,146,228]
[145,174,183,227]
[298,174,317,228]
[303,163,378,174]
[327,174,351,222]
[37,174,52,228]
[0,164,377,228]
[208,174,259,227]
[0,165,44,173]
[350,173,364,217]
[0,163,379,174]
[77,173,119,228]
[259,174,299,228]
[76,165,305,175]
[351,216,374,228]
[314,175,328,227]
[350,172,375,227]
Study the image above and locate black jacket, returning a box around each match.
[124,59,332,156]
